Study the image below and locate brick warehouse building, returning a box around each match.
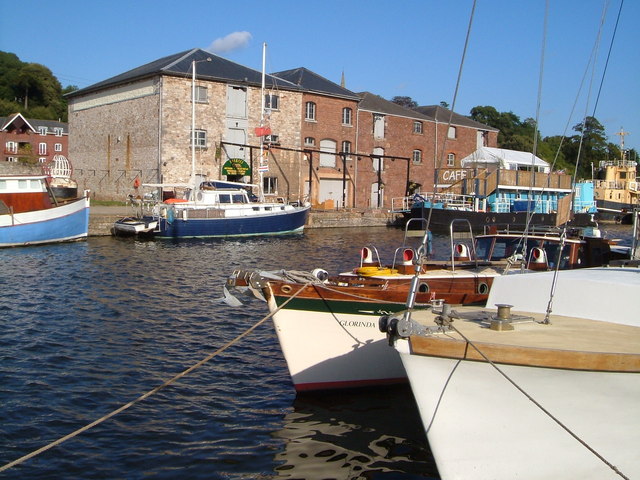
[66,48,497,208]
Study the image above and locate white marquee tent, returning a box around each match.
[460,147,550,173]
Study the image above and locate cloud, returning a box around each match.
[207,32,253,54]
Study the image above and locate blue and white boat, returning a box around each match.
[0,174,90,247]
[122,180,309,239]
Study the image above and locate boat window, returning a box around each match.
[0,180,5,190]
[18,180,27,189]
[232,194,246,204]
[219,194,231,204]
[475,238,493,260]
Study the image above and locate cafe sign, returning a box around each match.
[222,158,251,176]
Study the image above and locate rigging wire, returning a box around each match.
[424,0,477,233]
[0,281,314,473]
[449,323,630,479]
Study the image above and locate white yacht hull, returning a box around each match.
[397,341,640,479]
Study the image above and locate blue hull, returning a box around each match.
[0,199,90,247]
[151,207,309,238]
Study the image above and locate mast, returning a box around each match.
[258,42,267,201]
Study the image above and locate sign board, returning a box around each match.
[222,158,251,176]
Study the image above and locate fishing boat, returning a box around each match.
[406,147,597,231]
[381,266,640,479]
[225,218,629,392]
[0,174,89,247]
[114,43,310,239]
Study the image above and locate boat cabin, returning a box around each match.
[0,175,52,214]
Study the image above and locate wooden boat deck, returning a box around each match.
[408,307,640,372]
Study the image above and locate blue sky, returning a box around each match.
[1,0,637,151]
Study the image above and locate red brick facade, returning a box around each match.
[1,113,69,172]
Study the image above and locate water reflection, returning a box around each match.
[273,387,439,480]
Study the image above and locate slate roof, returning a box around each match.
[273,67,360,100]
[0,113,68,134]
[67,48,301,98]
[357,92,432,121]
[415,105,499,131]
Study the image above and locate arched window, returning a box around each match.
[305,102,316,121]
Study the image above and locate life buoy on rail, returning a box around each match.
[133,177,141,188]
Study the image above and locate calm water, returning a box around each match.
[0,224,633,479]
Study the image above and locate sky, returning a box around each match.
[1,0,638,152]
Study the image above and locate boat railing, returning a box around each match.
[449,219,477,271]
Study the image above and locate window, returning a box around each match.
[341,141,352,155]
[54,127,63,136]
[264,176,278,194]
[342,107,352,125]
[373,114,385,139]
[447,153,455,167]
[264,134,280,145]
[6,141,17,154]
[54,143,63,152]
[265,93,279,110]
[413,121,423,134]
[304,137,315,146]
[305,102,316,121]
[39,158,46,163]
[38,126,47,135]
[448,126,457,139]
[7,157,17,163]
[39,143,47,155]
[412,149,422,165]
[193,85,208,103]
[319,139,337,167]
[191,129,207,148]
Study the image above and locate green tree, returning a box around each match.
[391,96,418,109]
[0,51,70,121]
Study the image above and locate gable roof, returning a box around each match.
[0,113,68,134]
[415,105,498,131]
[357,92,432,121]
[67,48,301,98]
[273,67,360,100]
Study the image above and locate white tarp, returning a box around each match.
[460,147,550,173]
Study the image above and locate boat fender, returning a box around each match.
[312,268,329,282]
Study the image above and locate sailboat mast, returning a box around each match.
[258,42,267,201]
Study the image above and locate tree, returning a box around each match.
[391,96,418,109]
[0,51,70,121]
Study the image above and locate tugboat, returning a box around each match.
[593,128,639,223]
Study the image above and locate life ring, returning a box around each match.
[133,177,141,188]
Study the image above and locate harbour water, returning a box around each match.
[0,224,633,479]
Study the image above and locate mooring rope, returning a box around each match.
[449,323,629,480]
[0,281,313,473]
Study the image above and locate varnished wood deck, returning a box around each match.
[408,308,640,372]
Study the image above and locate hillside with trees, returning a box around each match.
[0,51,76,122]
